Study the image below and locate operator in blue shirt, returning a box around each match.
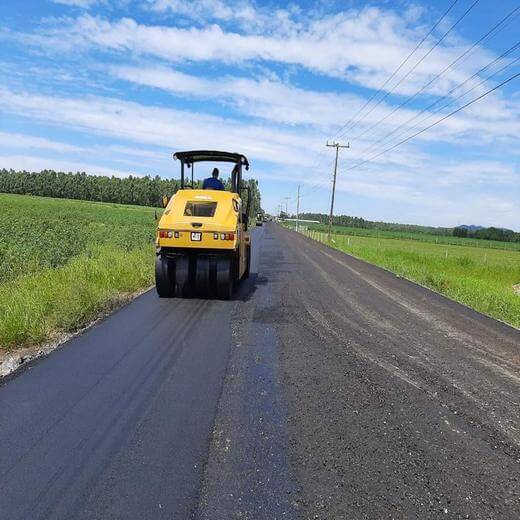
[202,168,225,190]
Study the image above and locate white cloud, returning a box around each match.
[21,9,497,98]
[112,65,363,128]
[2,1,518,229]
[0,131,86,153]
[0,87,323,169]
[429,161,519,187]
[0,130,171,164]
[111,65,520,146]
[146,0,302,35]
[52,0,102,8]
[148,0,258,24]
[1,98,517,228]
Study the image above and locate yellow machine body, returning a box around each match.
[157,189,244,250]
[155,149,252,299]
[155,188,251,298]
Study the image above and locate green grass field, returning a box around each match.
[0,193,156,350]
[299,227,520,328]
[292,222,520,251]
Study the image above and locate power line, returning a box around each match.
[331,0,462,141]
[299,1,515,206]
[301,0,467,198]
[338,0,482,141]
[358,40,520,158]
[352,4,520,143]
[344,71,520,173]
[403,55,519,139]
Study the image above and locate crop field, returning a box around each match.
[0,193,157,350]
[299,227,520,328]
[291,222,520,251]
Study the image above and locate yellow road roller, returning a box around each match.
[155,150,251,299]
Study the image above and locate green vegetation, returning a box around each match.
[298,212,451,235]
[298,227,520,328]
[0,177,263,350]
[453,225,519,243]
[0,193,156,350]
[293,222,520,251]
[297,212,520,245]
[0,168,179,207]
[0,169,262,218]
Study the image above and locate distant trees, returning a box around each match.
[298,212,452,235]
[297,212,519,244]
[240,178,262,222]
[0,169,180,207]
[454,225,519,243]
[0,169,262,215]
[453,226,468,238]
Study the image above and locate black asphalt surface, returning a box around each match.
[1,223,519,519]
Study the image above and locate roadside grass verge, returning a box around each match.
[0,245,153,349]
[0,194,157,351]
[289,222,520,251]
[301,229,520,328]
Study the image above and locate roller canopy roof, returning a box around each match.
[173,150,249,169]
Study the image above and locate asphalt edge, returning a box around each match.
[0,286,154,382]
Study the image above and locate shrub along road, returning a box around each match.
[0,224,519,519]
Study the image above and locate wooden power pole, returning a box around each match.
[326,141,349,240]
[296,184,300,232]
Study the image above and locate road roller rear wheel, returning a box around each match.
[195,256,212,297]
[216,256,234,300]
[155,256,175,298]
[174,256,190,297]
[244,245,251,278]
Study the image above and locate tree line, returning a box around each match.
[296,212,519,243]
[0,169,262,217]
[297,212,453,235]
[453,226,519,243]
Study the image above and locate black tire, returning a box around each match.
[155,256,175,297]
[216,256,234,300]
[244,245,251,278]
[175,256,190,297]
[195,256,211,296]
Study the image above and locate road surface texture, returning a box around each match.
[1,223,519,520]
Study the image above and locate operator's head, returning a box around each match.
[212,168,219,178]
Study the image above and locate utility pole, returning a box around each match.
[283,197,290,217]
[326,141,349,241]
[295,184,300,232]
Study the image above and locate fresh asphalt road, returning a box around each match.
[1,224,519,519]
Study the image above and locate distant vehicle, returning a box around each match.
[256,211,264,226]
[155,150,251,299]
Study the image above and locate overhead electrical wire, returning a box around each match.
[352,4,520,143]
[358,40,520,157]
[299,0,478,203]
[343,71,520,173]
[298,0,464,199]
[331,0,462,141]
[297,1,517,209]
[336,0,482,141]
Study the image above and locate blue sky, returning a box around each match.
[0,0,518,228]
